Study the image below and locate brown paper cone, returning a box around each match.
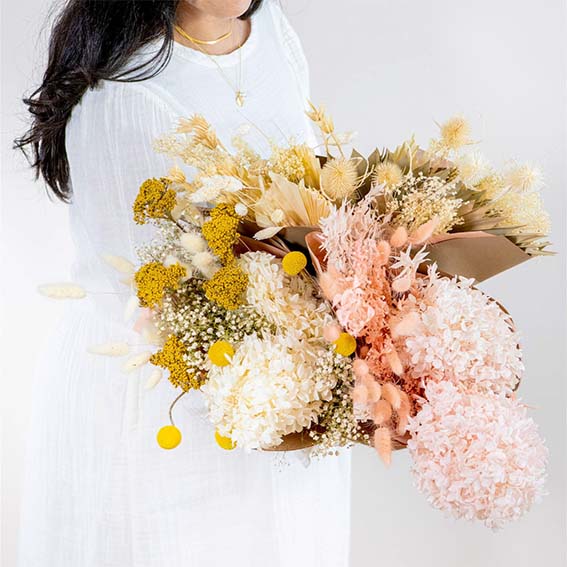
[280,226,319,248]
[262,430,320,452]
[235,235,287,258]
[263,423,409,452]
[425,232,531,282]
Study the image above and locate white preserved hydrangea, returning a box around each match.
[238,251,332,339]
[202,331,337,450]
[399,271,523,395]
[408,381,548,529]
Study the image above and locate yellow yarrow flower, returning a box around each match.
[203,262,248,310]
[201,203,240,265]
[133,178,177,224]
[151,334,202,391]
[135,262,186,308]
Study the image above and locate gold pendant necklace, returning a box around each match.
[175,23,246,108]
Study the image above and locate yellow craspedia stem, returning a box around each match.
[282,251,307,276]
[208,340,234,366]
[215,430,236,450]
[334,332,357,357]
[157,425,182,450]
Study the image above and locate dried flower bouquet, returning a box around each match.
[43,106,551,528]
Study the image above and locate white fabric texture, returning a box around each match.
[18,2,351,566]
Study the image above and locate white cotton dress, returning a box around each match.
[18,2,351,566]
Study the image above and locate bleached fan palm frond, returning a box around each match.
[254,174,331,229]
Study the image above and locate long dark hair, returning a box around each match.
[14,0,263,202]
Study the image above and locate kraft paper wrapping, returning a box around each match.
[283,228,532,283]
[269,425,408,452]
[426,232,531,282]
[280,226,319,247]
[263,429,320,452]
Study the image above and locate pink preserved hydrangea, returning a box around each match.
[399,271,523,395]
[407,382,548,529]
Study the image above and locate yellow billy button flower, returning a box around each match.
[282,251,307,276]
[334,332,357,357]
[157,425,182,450]
[208,340,235,366]
[214,430,236,450]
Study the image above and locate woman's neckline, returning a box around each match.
[171,7,262,68]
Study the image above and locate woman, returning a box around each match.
[15,1,351,566]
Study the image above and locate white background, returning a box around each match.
[1,1,566,566]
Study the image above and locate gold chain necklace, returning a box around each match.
[175,23,246,108]
[175,20,233,45]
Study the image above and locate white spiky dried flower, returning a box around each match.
[504,162,544,193]
[373,161,404,188]
[454,152,490,185]
[434,115,472,152]
[320,158,359,201]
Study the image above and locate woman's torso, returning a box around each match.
[65,0,314,322]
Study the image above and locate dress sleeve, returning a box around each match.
[267,1,318,148]
[268,1,312,103]
[67,80,179,203]
[65,81,180,287]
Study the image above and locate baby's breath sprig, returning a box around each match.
[384,173,463,235]
[157,279,272,388]
[308,353,367,456]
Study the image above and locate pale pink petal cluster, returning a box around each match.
[398,268,523,395]
[407,381,548,528]
[319,198,388,273]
